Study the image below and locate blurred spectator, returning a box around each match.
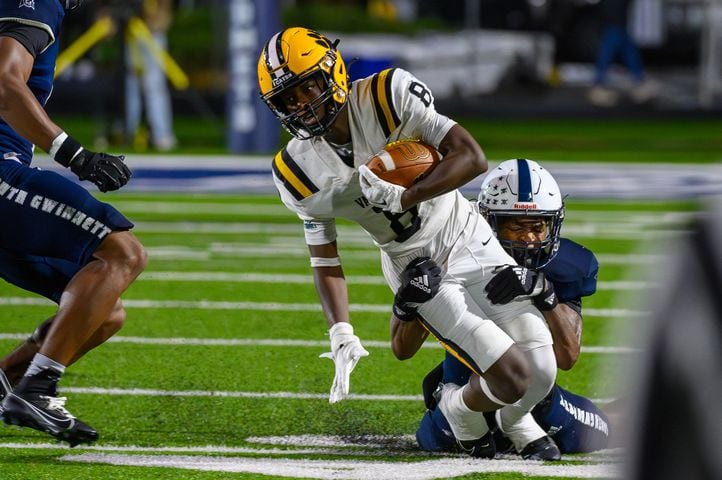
[587,0,657,107]
[125,0,177,151]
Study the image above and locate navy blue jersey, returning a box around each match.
[544,238,598,306]
[0,0,64,164]
[531,384,609,453]
[416,237,609,454]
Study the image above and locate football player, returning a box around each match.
[391,159,610,456]
[258,28,558,458]
[0,1,146,446]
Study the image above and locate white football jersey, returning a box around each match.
[271,68,470,254]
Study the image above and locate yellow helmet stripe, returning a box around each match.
[418,316,482,376]
[272,149,319,201]
[371,68,400,138]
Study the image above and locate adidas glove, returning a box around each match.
[532,276,558,312]
[485,265,559,311]
[51,133,131,192]
[393,257,442,322]
[319,323,369,404]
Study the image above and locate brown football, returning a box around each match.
[365,140,441,188]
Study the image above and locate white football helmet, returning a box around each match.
[479,159,565,269]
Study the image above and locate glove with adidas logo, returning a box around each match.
[393,257,442,321]
[485,265,558,311]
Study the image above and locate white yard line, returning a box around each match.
[59,387,420,402]
[137,271,656,290]
[144,244,665,265]
[0,296,647,318]
[0,333,639,354]
[58,453,620,479]
[0,439,420,457]
[3,386,613,405]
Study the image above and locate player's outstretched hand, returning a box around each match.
[319,322,370,404]
[70,150,132,192]
[358,165,406,213]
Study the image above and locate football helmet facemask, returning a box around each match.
[258,27,349,139]
[479,159,565,269]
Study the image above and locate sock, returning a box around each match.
[438,383,489,441]
[496,410,546,452]
[24,353,66,377]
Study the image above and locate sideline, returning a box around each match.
[32,155,722,199]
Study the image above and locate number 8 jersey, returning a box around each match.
[271,68,474,254]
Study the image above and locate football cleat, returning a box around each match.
[457,430,496,459]
[0,369,11,415]
[520,435,561,461]
[1,369,98,447]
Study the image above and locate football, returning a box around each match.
[365,140,441,188]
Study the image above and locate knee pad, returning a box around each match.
[520,345,557,409]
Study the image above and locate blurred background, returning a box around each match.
[48,0,722,158]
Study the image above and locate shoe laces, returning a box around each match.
[40,395,76,419]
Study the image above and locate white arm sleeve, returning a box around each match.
[302,217,338,245]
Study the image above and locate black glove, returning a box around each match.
[52,134,131,192]
[393,257,442,322]
[533,279,558,312]
[485,265,545,305]
[485,265,560,311]
[70,150,132,192]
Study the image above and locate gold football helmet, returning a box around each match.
[258,27,349,139]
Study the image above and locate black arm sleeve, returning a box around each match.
[0,21,52,58]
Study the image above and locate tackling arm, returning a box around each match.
[401,124,487,209]
[390,314,428,360]
[485,267,583,370]
[542,303,582,371]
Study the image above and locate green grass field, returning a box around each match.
[53,114,722,163]
[0,191,697,479]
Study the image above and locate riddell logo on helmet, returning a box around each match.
[513,203,537,209]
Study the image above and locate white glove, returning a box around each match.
[319,322,370,404]
[358,165,406,214]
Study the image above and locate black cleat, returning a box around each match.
[520,435,561,461]
[0,369,11,415]
[0,369,10,400]
[1,369,98,447]
[457,430,496,459]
